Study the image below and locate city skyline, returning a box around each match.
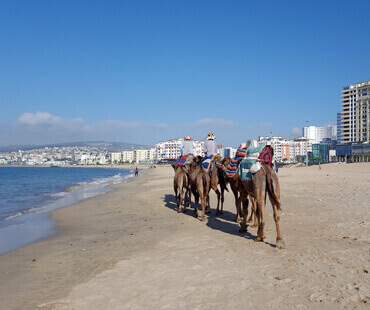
[1,1,370,147]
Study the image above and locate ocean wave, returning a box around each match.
[1,170,133,223]
[4,207,42,220]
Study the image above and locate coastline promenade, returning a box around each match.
[0,163,369,309]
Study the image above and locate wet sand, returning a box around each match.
[0,163,369,309]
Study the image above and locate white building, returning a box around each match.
[303,125,337,144]
[340,80,370,143]
[257,136,312,162]
[122,150,134,163]
[155,139,204,160]
[111,152,122,164]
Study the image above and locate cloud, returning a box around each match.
[17,112,63,127]
[150,122,168,129]
[291,127,302,137]
[2,112,141,145]
[195,118,235,128]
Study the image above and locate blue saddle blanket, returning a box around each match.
[201,155,214,171]
[237,144,266,180]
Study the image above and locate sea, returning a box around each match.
[0,166,133,255]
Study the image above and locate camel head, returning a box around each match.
[222,156,232,167]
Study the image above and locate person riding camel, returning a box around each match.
[181,135,194,156]
[203,132,218,157]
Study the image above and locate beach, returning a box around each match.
[0,163,369,309]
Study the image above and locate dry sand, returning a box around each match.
[0,163,369,309]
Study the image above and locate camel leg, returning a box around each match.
[254,201,264,242]
[238,197,249,233]
[232,188,240,222]
[272,204,285,249]
[254,185,266,242]
[192,189,199,218]
[249,196,258,227]
[267,190,285,249]
[183,189,190,213]
[220,187,225,214]
[215,189,221,215]
[206,195,211,214]
[178,188,183,213]
[174,185,179,210]
[200,193,207,221]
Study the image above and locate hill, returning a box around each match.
[0,141,152,153]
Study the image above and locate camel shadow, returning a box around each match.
[162,194,276,248]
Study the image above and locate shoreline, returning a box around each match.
[0,166,171,309]
[0,167,136,255]
[0,163,369,309]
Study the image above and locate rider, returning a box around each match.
[203,132,218,157]
[181,135,194,156]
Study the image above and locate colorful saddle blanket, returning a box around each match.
[201,154,222,174]
[175,155,188,166]
[174,154,193,166]
[237,144,274,180]
[226,146,248,177]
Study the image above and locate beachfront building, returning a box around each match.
[111,152,122,164]
[311,144,329,163]
[122,150,134,163]
[110,148,156,164]
[155,139,204,160]
[337,112,343,144]
[257,136,312,163]
[303,125,337,144]
[193,140,205,157]
[132,148,155,163]
[340,80,370,144]
[134,149,147,163]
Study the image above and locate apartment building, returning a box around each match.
[340,80,370,143]
[122,150,134,163]
[110,148,156,164]
[257,136,312,162]
[111,152,122,164]
[133,148,155,163]
[303,125,337,144]
[337,112,342,144]
[155,139,204,160]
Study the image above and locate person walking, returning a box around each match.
[203,132,218,157]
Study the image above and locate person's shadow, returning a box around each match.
[162,194,276,248]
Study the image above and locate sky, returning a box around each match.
[0,0,369,147]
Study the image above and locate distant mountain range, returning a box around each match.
[0,141,152,153]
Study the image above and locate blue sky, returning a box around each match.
[0,0,369,146]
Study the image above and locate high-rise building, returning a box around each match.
[340,80,370,143]
[336,112,342,144]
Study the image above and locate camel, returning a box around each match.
[187,160,210,221]
[209,161,229,216]
[239,164,285,249]
[172,164,189,213]
[222,157,257,225]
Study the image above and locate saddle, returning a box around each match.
[226,146,248,177]
[174,154,194,167]
[201,154,223,174]
[237,144,275,180]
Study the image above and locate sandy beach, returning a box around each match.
[0,163,369,309]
